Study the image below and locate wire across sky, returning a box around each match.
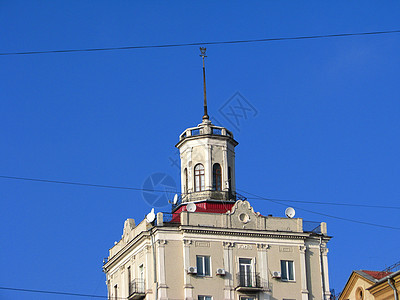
[1,174,399,230]
[0,29,399,56]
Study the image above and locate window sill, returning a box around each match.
[280,279,296,283]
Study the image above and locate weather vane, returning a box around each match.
[200,47,209,120]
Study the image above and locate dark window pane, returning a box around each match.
[288,261,294,280]
[281,260,287,280]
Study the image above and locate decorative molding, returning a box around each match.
[182,228,307,240]
[183,239,192,246]
[195,241,210,247]
[157,239,167,246]
[299,245,307,253]
[238,244,253,250]
[320,248,329,255]
[223,241,235,248]
[257,243,269,250]
[279,246,293,252]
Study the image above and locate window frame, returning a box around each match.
[212,163,222,191]
[238,257,255,287]
[196,255,211,277]
[194,164,205,192]
[198,296,212,300]
[280,260,295,281]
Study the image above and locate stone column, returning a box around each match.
[299,245,309,300]
[183,239,193,300]
[223,242,235,300]
[157,240,168,300]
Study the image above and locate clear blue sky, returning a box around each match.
[1,1,399,299]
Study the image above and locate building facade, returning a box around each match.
[339,269,400,300]
[103,114,332,300]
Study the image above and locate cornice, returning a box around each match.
[180,225,309,240]
[103,231,150,272]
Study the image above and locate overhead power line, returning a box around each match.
[1,29,399,56]
[0,286,108,299]
[238,189,400,231]
[245,196,400,210]
[1,175,400,210]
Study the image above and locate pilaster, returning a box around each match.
[299,245,309,300]
[183,239,194,300]
[157,240,168,300]
[223,242,235,300]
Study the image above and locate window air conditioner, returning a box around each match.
[272,271,281,278]
[187,266,197,274]
[216,268,226,275]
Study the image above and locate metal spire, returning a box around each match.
[200,47,209,120]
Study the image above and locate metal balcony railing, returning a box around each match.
[128,279,145,299]
[303,221,322,234]
[171,190,247,210]
[236,272,262,288]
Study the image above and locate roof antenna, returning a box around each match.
[200,47,209,121]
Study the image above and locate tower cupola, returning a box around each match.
[175,48,239,205]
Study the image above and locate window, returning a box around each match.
[198,296,212,300]
[240,297,255,300]
[184,168,188,194]
[114,285,118,300]
[212,163,222,191]
[239,258,253,286]
[281,260,295,281]
[196,255,211,276]
[228,166,232,194]
[194,164,205,192]
[139,264,144,280]
[127,266,131,294]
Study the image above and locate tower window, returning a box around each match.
[184,168,188,194]
[194,164,205,192]
[212,163,222,191]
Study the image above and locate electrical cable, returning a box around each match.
[1,175,400,210]
[0,286,110,299]
[237,188,400,230]
[0,29,399,56]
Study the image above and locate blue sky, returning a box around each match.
[1,1,399,298]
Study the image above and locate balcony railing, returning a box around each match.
[128,279,145,299]
[172,190,247,210]
[236,272,266,292]
[303,221,322,234]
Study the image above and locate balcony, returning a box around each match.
[235,272,266,292]
[172,190,246,208]
[128,279,145,300]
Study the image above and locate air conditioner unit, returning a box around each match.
[272,271,281,278]
[216,268,226,276]
[187,266,197,274]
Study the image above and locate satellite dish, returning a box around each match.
[285,207,296,218]
[146,208,156,223]
[173,194,178,205]
[187,202,197,212]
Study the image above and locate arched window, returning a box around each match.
[184,168,188,194]
[212,163,222,191]
[194,164,205,192]
[228,166,232,195]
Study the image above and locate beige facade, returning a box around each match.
[339,270,400,300]
[368,271,400,300]
[103,117,332,300]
